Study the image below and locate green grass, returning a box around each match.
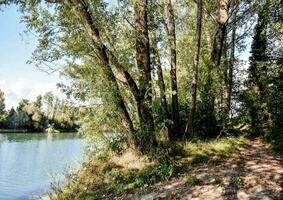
[176,136,248,165]
[50,136,248,200]
[186,175,202,186]
[230,177,245,188]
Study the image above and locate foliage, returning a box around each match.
[263,127,283,152]
[0,0,282,198]
[0,89,6,128]
[242,0,283,151]
[0,91,78,132]
[230,177,245,188]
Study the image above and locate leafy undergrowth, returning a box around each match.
[263,127,283,153]
[49,136,248,200]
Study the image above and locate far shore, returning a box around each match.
[0,129,77,134]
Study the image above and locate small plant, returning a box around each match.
[231,177,244,188]
[186,175,201,186]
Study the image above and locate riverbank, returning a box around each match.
[49,136,253,199]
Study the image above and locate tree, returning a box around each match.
[163,0,180,136]
[246,0,270,133]
[5,108,17,129]
[200,0,228,135]
[58,0,137,146]
[34,95,42,110]
[0,89,6,128]
[134,0,157,149]
[151,30,170,122]
[0,89,5,115]
[185,0,203,136]
[43,92,54,119]
[226,0,239,118]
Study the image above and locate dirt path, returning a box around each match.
[119,139,283,200]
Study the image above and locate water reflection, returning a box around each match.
[0,132,81,143]
[0,132,84,200]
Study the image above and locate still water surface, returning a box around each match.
[0,133,84,200]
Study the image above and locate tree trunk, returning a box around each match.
[222,33,230,126]
[211,0,228,67]
[185,0,203,136]
[134,0,155,149]
[204,0,228,135]
[164,0,180,137]
[227,0,239,118]
[151,32,170,120]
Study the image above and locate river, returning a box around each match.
[0,132,84,200]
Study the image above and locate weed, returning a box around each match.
[186,175,202,186]
[231,177,244,188]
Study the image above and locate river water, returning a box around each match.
[0,133,84,200]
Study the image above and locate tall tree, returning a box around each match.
[61,0,137,147]
[163,0,180,136]
[211,0,228,67]
[34,95,43,110]
[151,31,169,121]
[185,0,203,136]
[227,0,239,118]
[0,89,5,116]
[0,89,6,127]
[134,0,155,147]
[246,0,270,133]
[203,0,228,134]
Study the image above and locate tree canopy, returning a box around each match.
[1,0,282,151]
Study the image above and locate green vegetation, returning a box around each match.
[0,90,78,132]
[230,177,245,189]
[49,136,247,199]
[0,0,282,198]
[186,175,202,186]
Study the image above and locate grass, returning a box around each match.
[186,175,202,186]
[176,136,248,165]
[230,177,245,188]
[50,136,248,200]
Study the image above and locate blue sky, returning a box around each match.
[0,5,62,109]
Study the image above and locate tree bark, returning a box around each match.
[203,0,228,135]
[185,0,202,136]
[211,0,228,67]
[164,0,180,137]
[151,32,170,121]
[227,0,239,118]
[134,0,155,148]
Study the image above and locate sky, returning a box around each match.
[0,5,63,109]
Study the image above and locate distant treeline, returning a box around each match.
[0,90,78,132]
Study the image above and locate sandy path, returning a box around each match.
[119,139,283,200]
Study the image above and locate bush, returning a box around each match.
[264,126,283,152]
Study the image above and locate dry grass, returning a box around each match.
[107,149,150,171]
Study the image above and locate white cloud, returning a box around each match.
[0,79,62,109]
